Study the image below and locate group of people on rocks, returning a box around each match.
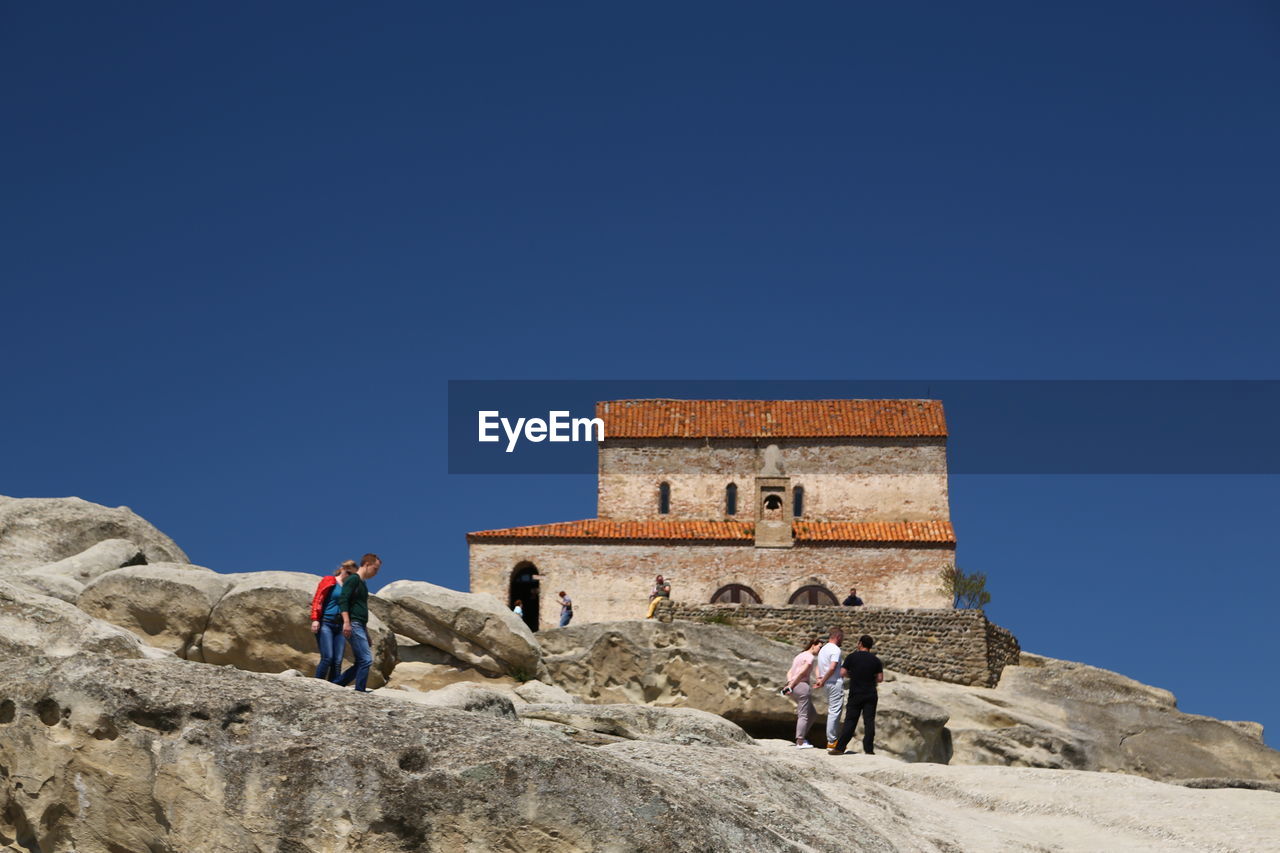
[785,628,883,755]
[308,553,381,692]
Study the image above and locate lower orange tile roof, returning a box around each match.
[467,519,955,544]
[793,520,955,543]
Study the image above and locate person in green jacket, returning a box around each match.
[336,553,381,692]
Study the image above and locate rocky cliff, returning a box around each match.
[2,495,1278,852]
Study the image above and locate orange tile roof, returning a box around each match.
[468,519,955,544]
[596,399,946,439]
[793,520,955,543]
[468,519,754,542]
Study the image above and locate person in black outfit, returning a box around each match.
[828,634,883,756]
[842,587,863,607]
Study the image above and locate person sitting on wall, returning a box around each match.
[646,574,671,619]
[842,587,863,607]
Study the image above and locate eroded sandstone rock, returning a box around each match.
[378,580,539,678]
[6,571,84,603]
[20,538,147,582]
[538,620,800,732]
[946,654,1280,781]
[0,496,186,571]
[0,579,147,662]
[76,563,231,660]
[541,620,1280,782]
[382,681,520,719]
[1,655,826,853]
[386,660,522,694]
[518,703,753,748]
[3,608,1280,852]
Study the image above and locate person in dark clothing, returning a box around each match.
[337,553,381,693]
[828,634,883,756]
[842,587,863,607]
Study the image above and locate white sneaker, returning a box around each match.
[797,742,815,749]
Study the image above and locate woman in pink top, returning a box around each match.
[785,637,824,748]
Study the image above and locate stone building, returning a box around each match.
[468,399,956,630]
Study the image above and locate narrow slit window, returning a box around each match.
[726,483,737,516]
[793,485,804,517]
[658,482,670,515]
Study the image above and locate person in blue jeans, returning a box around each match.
[337,553,381,692]
[557,590,573,627]
[311,560,356,681]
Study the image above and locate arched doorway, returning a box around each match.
[788,585,837,606]
[711,583,761,604]
[509,562,541,632]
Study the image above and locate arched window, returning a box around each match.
[793,486,804,517]
[658,482,670,515]
[725,483,737,516]
[788,585,838,606]
[711,584,761,604]
[763,493,783,511]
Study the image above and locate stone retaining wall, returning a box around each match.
[656,601,1019,687]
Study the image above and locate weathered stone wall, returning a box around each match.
[469,540,955,629]
[657,601,1019,687]
[597,438,950,522]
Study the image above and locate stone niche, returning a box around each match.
[754,444,794,548]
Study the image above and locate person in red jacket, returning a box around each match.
[310,560,356,681]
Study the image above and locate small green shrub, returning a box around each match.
[700,611,734,626]
[939,563,991,610]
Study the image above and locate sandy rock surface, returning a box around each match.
[21,538,147,582]
[1,565,1278,851]
[385,660,522,693]
[10,650,1278,853]
[378,579,540,678]
[0,580,147,662]
[77,563,230,659]
[4,499,1279,851]
[541,619,1280,784]
[0,496,186,571]
[5,572,84,603]
[518,703,754,748]
[514,679,582,705]
[539,619,803,731]
[887,654,1280,781]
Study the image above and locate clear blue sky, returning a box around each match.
[4,4,1277,745]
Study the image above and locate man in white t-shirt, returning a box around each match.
[813,628,845,749]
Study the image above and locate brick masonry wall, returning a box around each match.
[597,438,950,522]
[657,601,1020,687]
[469,540,955,628]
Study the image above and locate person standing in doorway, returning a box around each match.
[828,634,884,756]
[557,590,573,627]
[813,628,845,749]
[337,553,381,693]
